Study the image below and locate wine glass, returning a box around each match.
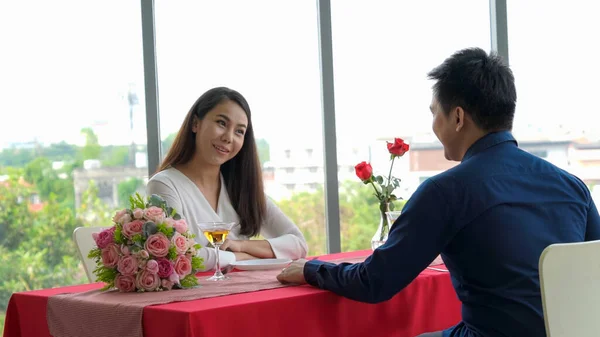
[197,221,236,281]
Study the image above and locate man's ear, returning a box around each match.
[454,107,465,132]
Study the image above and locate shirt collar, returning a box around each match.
[462,131,518,162]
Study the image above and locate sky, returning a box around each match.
[0,0,599,151]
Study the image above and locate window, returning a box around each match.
[331,0,490,251]
[507,0,600,186]
[155,1,327,254]
[0,0,146,324]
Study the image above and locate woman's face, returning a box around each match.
[192,100,248,167]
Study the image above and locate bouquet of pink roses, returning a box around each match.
[88,193,204,292]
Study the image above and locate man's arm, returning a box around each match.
[303,179,457,303]
[585,198,600,241]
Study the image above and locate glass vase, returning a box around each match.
[371,201,391,250]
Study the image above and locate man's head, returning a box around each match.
[427,47,517,161]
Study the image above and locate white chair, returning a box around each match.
[539,240,600,337]
[73,226,107,283]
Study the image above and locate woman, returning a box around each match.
[147,87,308,271]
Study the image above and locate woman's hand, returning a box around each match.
[220,239,276,259]
[220,238,245,252]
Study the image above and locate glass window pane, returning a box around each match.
[507,0,600,188]
[331,0,491,251]
[155,1,327,254]
[0,0,146,327]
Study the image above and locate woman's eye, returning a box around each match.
[217,120,226,126]
[236,130,245,135]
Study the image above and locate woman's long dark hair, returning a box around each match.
[156,87,266,237]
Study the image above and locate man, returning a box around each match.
[277,47,600,337]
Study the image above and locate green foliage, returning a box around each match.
[118,178,144,208]
[256,138,270,165]
[162,133,177,156]
[0,178,34,250]
[129,192,146,210]
[93,266,118,287]
[167,246,178,260]
[101,146,130,167]
[180,274,199,288]
[191,256,203,270]
[276,180,407,255]
[157,223,174,238]
[115,227,126,244]
[80,127,102,160]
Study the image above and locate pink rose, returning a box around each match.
[120,244,130,256]
[93,227,116,249]
[146,259,159,274]
[171,233,189,255]
[156,258,174,278]
[163,218,175,228]
[117,255,139,276]
[132,208,144,219]
[138,250,149,259]
[169,272,180,285]
[115,275,136,292]
[112,209,126,223]
[143,206,165,223]
[173,219,188,234]
[161,279,174,290]
[101,243,120,268]
[135,270,161,292]
[122,219,144,239]
[144,233,170,257]
[174,255,192,277]
[113,209,132,225]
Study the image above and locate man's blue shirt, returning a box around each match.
[304,131,600,337]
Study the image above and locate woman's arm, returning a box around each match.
[220,197,308,259]
[221,239,275,259]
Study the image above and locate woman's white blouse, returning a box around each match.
[146,168,308,271]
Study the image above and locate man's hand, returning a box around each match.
[276,259,308,285]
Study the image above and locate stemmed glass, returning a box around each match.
[197,221,236,281]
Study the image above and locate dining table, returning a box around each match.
[3,249,461,337]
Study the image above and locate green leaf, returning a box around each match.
[87,248,102,261]
[157,223,174,238]
[147,194,166,209]
[167,246,178,260]
[114,227,124,244]
[191,256,204,270]
[375,176,384,185]
[131,233,144,244]
[180,274,200,288]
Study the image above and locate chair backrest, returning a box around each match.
[73,226,107,283]
[539,240,600,337]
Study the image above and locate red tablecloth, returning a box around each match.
[3,250,461,337]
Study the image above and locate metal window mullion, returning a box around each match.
[317,0,341,254]
[141,0,161,177]
[489,0,510,64]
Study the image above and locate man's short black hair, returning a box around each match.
[427,47,517,131]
